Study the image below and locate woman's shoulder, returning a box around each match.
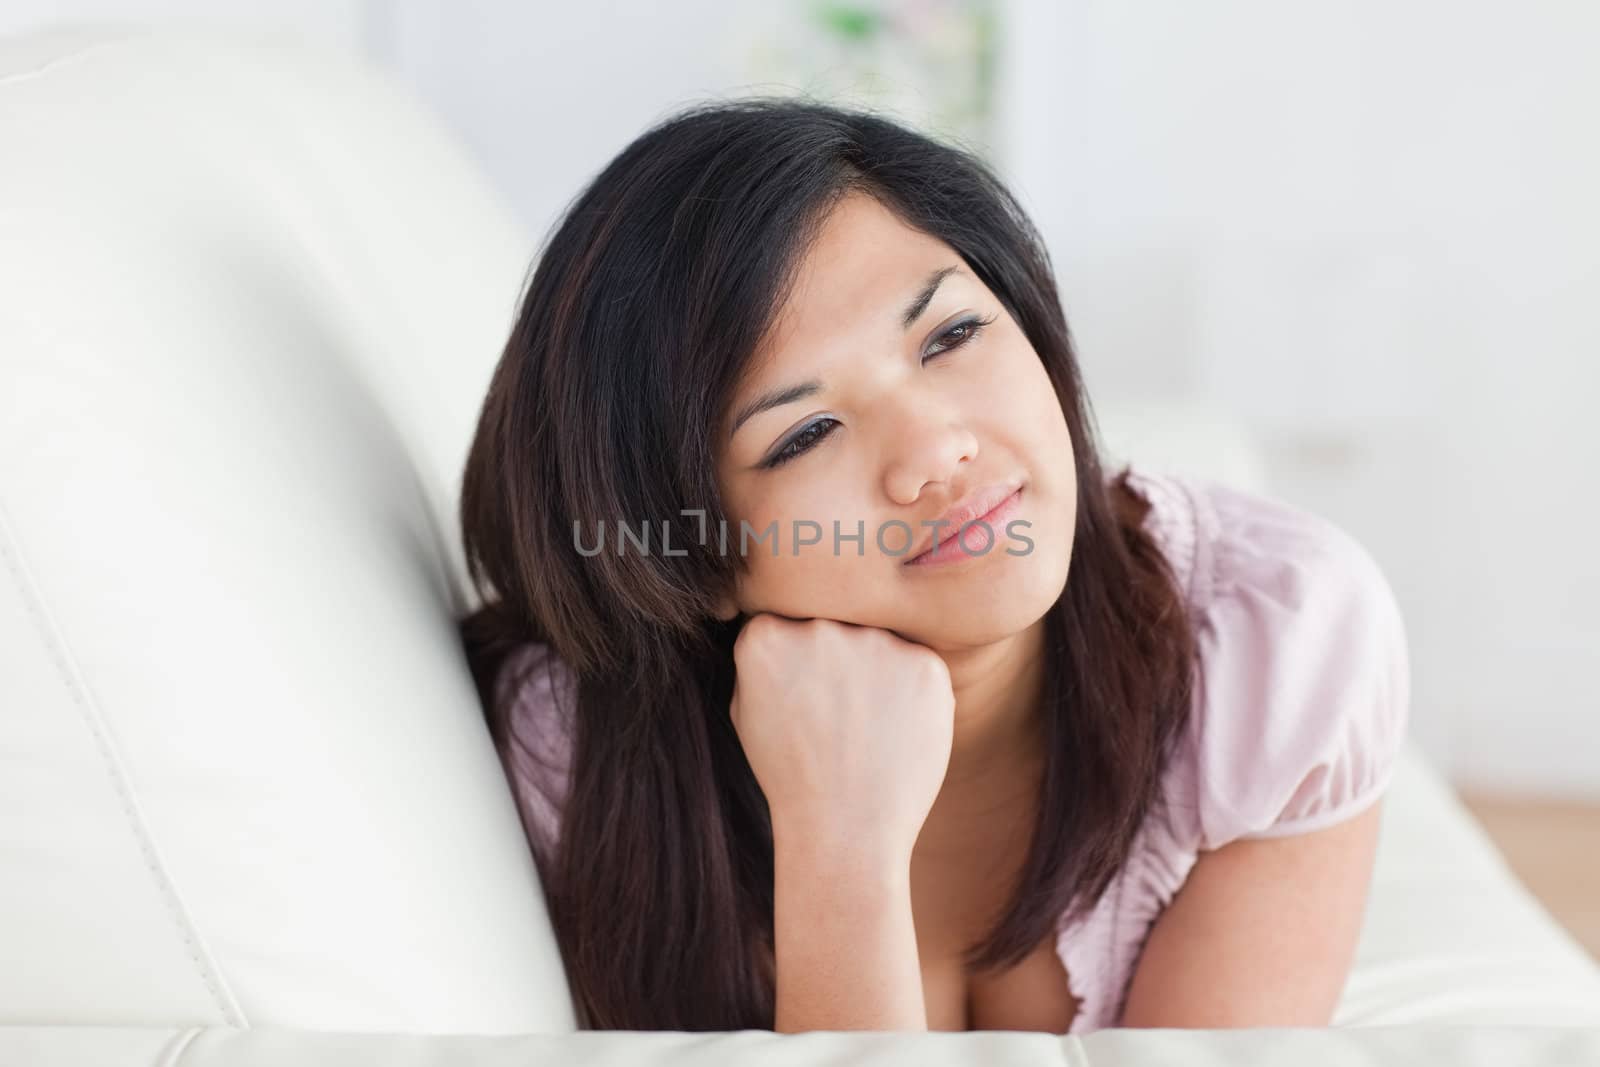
[491,640,579,864]
[1125,465,1413,851]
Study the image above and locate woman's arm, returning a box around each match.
[726,614,955,1032]
[1118,800,1384,1027]
[772,822,928,1032]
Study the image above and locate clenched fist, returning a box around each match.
[729,613,956,866]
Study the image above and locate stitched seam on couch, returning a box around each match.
[0,495,246,1026]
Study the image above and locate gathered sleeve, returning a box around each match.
[1184,481,1412,851]
[490,641,577,869]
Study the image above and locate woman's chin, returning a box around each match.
[893,571,1066,649]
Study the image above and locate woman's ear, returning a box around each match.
[712,590,740,622]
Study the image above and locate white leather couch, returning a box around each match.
[2,24,1598,1066]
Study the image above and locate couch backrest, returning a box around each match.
[0,25,576,1032]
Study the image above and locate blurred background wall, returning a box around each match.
[5,0,1595,801]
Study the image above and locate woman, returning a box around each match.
[456,98,1410,1035]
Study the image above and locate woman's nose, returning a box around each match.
[880,407,980,506]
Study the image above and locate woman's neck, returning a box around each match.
[916,615,1050,855]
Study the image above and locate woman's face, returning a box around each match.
[713,191,1078,650]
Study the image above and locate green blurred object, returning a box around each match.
[737,0,1000,161]
[812,2,883,42]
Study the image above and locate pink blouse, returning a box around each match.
[491,464,1412,1034]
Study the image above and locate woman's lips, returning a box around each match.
[903,486,1025,568]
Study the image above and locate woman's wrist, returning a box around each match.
[771,814,914,889]
[771,817,926,1033]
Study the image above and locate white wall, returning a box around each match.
[1000,0,1600,798]
[6,1,1596,797]
[374,0,740,244]
[0,0,368,51]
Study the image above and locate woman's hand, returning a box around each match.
[729,612,956,866]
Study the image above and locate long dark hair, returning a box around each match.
[457,97,1198,1030]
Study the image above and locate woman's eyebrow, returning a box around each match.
[728,265,966,442]
[900,265,962,328]
[728,379,824,442]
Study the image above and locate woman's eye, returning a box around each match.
[762,419,838,469]
[923,313,997,362]
[757,314,997,471]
